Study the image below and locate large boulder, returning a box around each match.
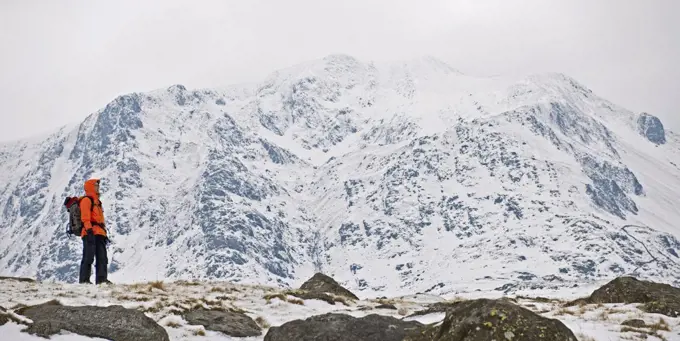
[404,298,577,341]
[16,299,169,341]
[264,313,423,341]
[183,308,262,337]
[637,112,666,144]
[299,273,359,300]
[570,276,680,317]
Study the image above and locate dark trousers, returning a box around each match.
[79,235,108,283]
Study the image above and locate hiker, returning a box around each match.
[78,178,111,285]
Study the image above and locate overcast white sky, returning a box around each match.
[1,0,678,142]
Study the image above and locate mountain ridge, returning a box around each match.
[1,54,679,298]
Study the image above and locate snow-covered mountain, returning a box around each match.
[1,54,679,297]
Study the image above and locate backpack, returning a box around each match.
[63,196,95,236]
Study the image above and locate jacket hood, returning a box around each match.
[84,178,100,199]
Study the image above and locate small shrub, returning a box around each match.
[397,307,409,316]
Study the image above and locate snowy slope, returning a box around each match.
[0,54,679,298]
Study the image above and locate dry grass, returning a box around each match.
[141,300,166,314]
[115,294,152,302]
[648,317,671,332]
[192,329,206,336]
[149,281,165,291]
[210,287,226,293]
[597,309,609,321]
[620,326,668,341]
[554,307,577,316]
[263,293,305,305]
[515,295,563,304]
[288,298,305,305]
[175,280,202,286]
[164,320,181,328]
[576,333,597,341]
[619,318,670,341]
[255,316,271,329]
[333,296,349,306]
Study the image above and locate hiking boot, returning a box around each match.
[79,280,92,284]
[97,279,113,285]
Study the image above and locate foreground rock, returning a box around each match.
[570,276,680,317]
[184,308,262,337]
[264,313,423,341]
[299,273,359,300]
[16,300,169,341]
[404,298,577,341]
[0,306,8,326]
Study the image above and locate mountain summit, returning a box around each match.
[1,55,679,297]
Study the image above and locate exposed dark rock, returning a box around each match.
[621,319,647,328]
[637,113,666,144]
[568,276,680,317]
[375,303,398,310]
[16,299,169,341]
[0,306,7,326]
[183,308,262,337]
[299,273,359,300]
[404,298,577,341]
[264,313,423,341]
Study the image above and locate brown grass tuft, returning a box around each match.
[164,320,181,328]
[576,333,597,341]
[648,317,670,332]
[255,316,271,328]
[288,298,304,305]
[149,281,165,291]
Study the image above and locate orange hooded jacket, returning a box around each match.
[80,179,107,237]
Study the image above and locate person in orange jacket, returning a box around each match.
[78,178,111,284]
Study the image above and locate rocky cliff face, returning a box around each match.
[1,54,679,297]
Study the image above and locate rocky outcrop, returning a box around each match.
[264,313,423,341]
[569,276,680,317]
[16,299,169,341]
[299,273,359,300]
[404,298,577,341]
[637,112,666,144]
[183,308,262,337]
